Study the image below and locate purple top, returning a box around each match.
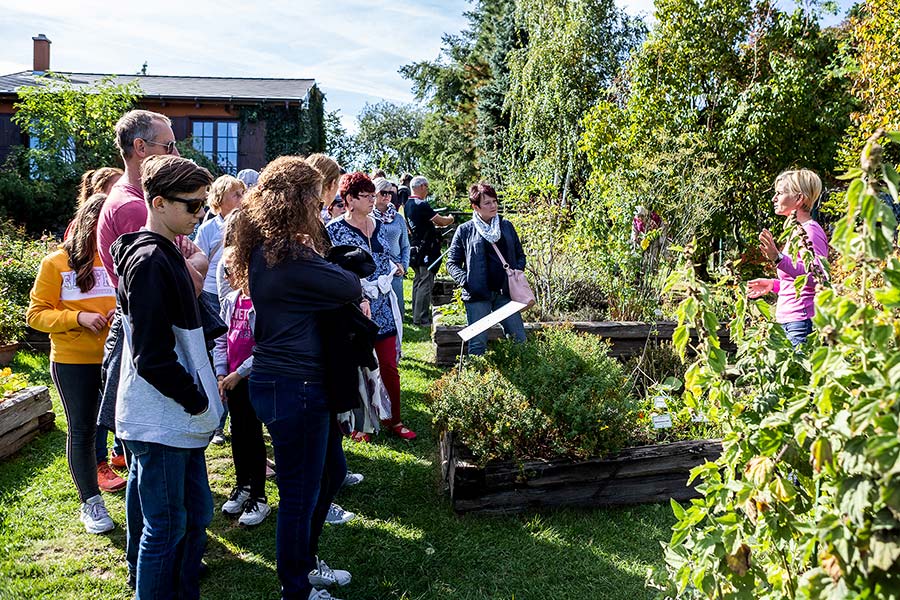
[227,294,255,374]
[771,220,829,323]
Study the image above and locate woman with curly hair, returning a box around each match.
[230,156,361,600]
[327,172,414,440]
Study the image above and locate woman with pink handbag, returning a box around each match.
[447,182,530,355]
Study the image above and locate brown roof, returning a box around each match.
[0,71,315,103]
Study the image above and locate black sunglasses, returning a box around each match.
[166,196,206,214]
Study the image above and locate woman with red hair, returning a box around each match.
[327,172,415,440]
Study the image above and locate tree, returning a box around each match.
[506,0,645,204]
[839,0,900,166]
[3,74,138,232]
[354,101,425,175]
[324,109,359,170]
[401,0,518,195]
[580,0,854,260]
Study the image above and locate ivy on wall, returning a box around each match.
[239,85,326,162]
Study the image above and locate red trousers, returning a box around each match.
[374,336,401,426]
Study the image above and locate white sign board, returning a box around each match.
[652,414,673,429]
[457,300,529,342]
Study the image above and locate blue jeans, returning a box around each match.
[392,274,405,319]
[249,374,346,600]
[464,293,527,355]
[125,439,213,600]
[782,318,813,347]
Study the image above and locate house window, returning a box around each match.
[28,126,75,178]
[192,121,238,174]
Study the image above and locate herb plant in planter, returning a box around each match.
[431,327,722,513]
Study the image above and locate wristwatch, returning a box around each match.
[773,252,784,265]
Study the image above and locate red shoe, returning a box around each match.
[350,430,371,443]
[110,450,127,470]
[391,423,417,440]
[97,461,126,493]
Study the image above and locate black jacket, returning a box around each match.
[320,245,378,413]
[447,218,526,302]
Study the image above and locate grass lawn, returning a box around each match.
[0,288,676,600]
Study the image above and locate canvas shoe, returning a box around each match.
[238,497,271,527]
[80,494,114,534]
[97,461,126,493]
[211,428,226,445]
[308,588,342,600]
[325,503,355,525]
[308,556,351,588]
[222,485,250,515]
[342,472,364,487]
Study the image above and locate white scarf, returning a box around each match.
[373,203,397,224]
[473,212,501,243]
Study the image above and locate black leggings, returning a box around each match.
[228,378,267,499]
[50,362,102,502]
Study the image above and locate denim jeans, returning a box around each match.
[125,439,213,600]
[464,293,527,355]
[782,318,813,347]
[392,274,405,319]
[249,373,344,600]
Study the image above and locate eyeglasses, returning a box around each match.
[355,193,376,200]
[377,190,393,197]
[166,196,206,214]
[141,138,178,155]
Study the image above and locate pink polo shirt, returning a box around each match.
[771,220,829,324]
[96,181,147,288]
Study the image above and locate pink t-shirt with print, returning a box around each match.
[227,294,255,374]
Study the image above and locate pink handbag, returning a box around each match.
[490,242,535,308]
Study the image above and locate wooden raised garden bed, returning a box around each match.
[431,278,457,307]
[432,319,687,366]
[440,431,722,514]
[0,386,55,461]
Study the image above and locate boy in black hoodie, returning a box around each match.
[111,155,219,600]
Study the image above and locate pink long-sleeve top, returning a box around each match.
[770,219,829,323]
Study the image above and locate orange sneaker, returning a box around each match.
[97,461,126,493]
[110,450,127,470]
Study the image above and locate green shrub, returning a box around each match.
[431,327,639,463]
[0,220,57,343]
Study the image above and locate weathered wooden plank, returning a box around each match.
[443,435,722,513]
[0,411,56,461]
[431,319,732,365]
[453,471,703,515]
[0,386,53,438]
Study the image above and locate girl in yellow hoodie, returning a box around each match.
[27,192,121,534]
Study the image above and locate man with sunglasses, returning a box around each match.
[95,109,210,590]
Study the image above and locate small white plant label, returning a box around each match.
[653,396,668,409]
[691,413,708,423]
[652,414,673,429]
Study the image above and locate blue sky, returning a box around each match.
[0,0,855,133]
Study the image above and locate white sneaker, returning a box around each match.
[211,428,226,445]
[342,472,363,487]
[80,495,114,534]
[309,556,351,587]
[238,497,271,527]
[222,485,250,515]
[308,588,342,600]
[325,503,355,525]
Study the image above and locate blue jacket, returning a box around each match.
[447,218,526,302]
